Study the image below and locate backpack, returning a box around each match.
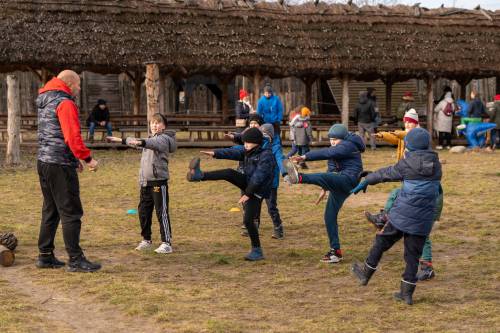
[443,102,454,116]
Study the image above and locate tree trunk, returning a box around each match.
[145,63,160,132]
[496,77,499,95]
[0,245,15,267]
[341,75,350,127]
[253,72,261,110]
[426,77,434,137]
[6,75,21,166]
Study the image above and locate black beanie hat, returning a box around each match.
[97,99,106,105]
[248,113,264,125]
[241,127,263,145]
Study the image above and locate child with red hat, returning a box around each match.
[235,89,254,132]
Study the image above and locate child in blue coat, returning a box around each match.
[284,124,365,263]
[350,128,442,305]
[187,128,276,261]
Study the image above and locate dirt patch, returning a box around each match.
[2,263,164,333]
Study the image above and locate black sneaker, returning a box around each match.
[36,253,66,269]
[416,262,435,281]
[67,254,101,273]
[320,249,343,263]
[271,225,284,240]
[364,210,388,230]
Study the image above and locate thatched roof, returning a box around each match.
[1,0,499,81]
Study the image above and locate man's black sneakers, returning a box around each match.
[36,253,66,269]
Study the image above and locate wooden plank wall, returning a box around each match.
[0,73,496,119]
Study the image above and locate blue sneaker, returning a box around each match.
[244,247,264,261]
[187,157,203,181]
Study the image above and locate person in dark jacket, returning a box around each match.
[468,90,488,118]
[187,128,276,261]
[284,124,365,264]
[355,92,377,150]
[36,70,101,273]
[234,89,254,132]
[107,113,177,254]
[87,99,113,142]
[350,127,442,305]
[230,123,287,239]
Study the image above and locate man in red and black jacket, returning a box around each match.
[36,70,101,272]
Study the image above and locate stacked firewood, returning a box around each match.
[0,232,17,267]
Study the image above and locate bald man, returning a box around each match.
[36,70,101,272]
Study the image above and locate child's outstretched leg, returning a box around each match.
[187,157,246,189]
[394,233,426,305]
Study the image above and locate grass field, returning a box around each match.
[0,147,499,333]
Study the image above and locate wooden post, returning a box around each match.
[158,73,165,115]
[6,75,21,166]
[253,72,261,110]
[133,69,142,115]
[496,76,500,95]
[221,80,229,124]
[0,245,15,267]
[385,79,393,116]
[426,77,434,136]
[145,63,160,132]
[304,78,314,109]
[341,75,350,127]
[41,68,49,84]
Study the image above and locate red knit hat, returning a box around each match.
[239,89,248,100]
[402,91,414,101]
[495,94,500,101]
[403,109,419,125]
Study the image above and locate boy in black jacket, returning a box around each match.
[187,128,276,261]
[350,128,442,305]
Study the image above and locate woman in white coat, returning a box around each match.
[434,92,455,149]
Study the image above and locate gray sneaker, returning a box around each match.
[283,159,299,184]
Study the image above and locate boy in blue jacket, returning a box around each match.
[285,124,365,263]
[187,128,276,261]
[350,128,442,305]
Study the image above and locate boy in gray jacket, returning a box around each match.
[108,113,177,254]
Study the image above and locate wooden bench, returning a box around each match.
[0,128,28,142]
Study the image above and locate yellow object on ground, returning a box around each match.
[229,207,241,212]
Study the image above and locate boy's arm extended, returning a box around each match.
[213,147,245,161]
[137,130,177,153]
[304,146,343,161]
[375,131,400,145]
[365,163,404,185]
[245,151,275,197]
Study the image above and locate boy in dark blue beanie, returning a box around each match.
[350,128,442,305]
[186,127,276,261]
[284,124,365,263]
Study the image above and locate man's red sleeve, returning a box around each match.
[56,100,92,162]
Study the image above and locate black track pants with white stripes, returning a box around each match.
[138,180,172,244]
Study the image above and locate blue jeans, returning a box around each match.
[300,173,353,250]
[89,122,113,136]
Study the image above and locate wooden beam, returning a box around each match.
[145,63,160,131]
[303,77,315,109]
[253,72,261,110]
[41,68,50,84]
[384,78,393,116]
[341,75,350,127]
[458,79,469,100]
[426,77,434,137]
[6,74,21,166]
[133,69,142,116]
[496,76,500,95]
[221,79,230,124]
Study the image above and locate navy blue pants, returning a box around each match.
[300,172,353,250]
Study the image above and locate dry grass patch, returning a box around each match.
[0,147,499,332]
